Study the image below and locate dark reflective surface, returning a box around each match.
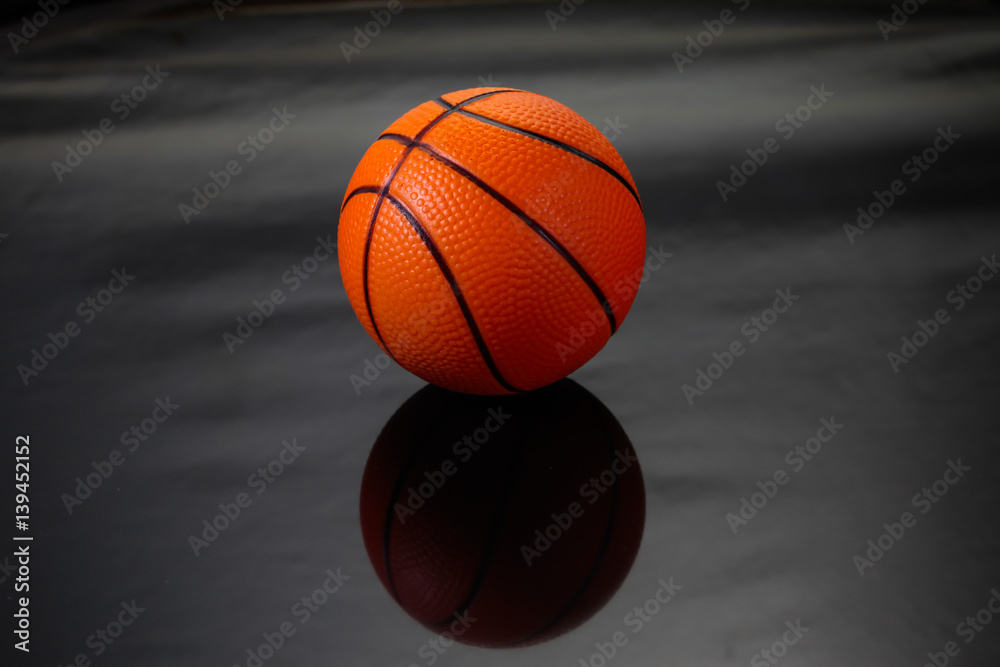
[360,380,645,648]
[1,2,999,666]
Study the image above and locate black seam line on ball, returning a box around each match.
[504,412,624,647]
[358,89,522,362]
[377,132,413,146]
[376,133,616,336]
[417,140,618,335]
[454,108,643,212]
[384,193,521,394]
[341,184,382,212]
[434,88,522,110]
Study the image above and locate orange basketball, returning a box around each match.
[338,87,646,394]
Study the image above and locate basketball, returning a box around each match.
[359,379,646,648]
[338,87,646,395]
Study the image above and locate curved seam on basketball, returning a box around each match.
[436,88,522,110]
[342,184,381,212]
[454,108,642,212]
[376,132,617,336]
[412,136,620,336]
[358,89,522,365]
[377,132,413,147]
[384,193,520,393]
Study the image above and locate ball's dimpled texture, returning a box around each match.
[339,88,646,394]
[359,380,646,647]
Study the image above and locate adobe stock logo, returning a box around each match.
[886,254,997,373]
[725,417,843,534]
[852,459,970,576]
[178,106,296,224]
[54,600,145,666]
[520,448,639,566]
[231,567,349,667]
[577,577,682,667]
[406,612,477,667]
[672,0,750,73]
[213,0,244,21]
[545,0,587,31]
[682,287,799,405]
[919,588,1000,667]
[51,65,169,182]
[340,0,410,62]
[750,620,809,667]
[844,126,960,245]
[221,235,337,353]
[553,243,671,363]
[7,0,71,54]
[392,406,511,523]
[716,85,834,202]
[188,438,306,557]
[61,396,180,514]
[17,267,135,386]
[877,0,928,41]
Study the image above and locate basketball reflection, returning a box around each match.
[359,379,645,648]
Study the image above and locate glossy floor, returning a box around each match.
[2,2,999,665]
